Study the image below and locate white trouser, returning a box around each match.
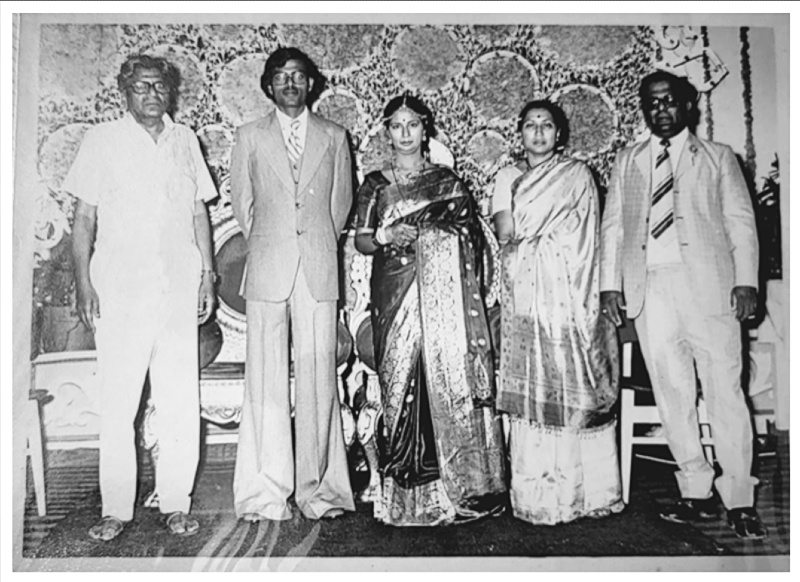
[636,265,756,509]
[94,287,200,521]
[233,264,354,520]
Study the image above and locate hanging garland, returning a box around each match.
[701,26,713,140]
[739,26,756,178]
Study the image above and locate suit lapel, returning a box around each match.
[631,140,651,209]
[297,113,331,196]
[674,132,701,182]
[261,113,295,193]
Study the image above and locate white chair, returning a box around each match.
[619,342,715,505]
[25,392,48,516]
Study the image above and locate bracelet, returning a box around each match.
[373,226,389,246]
[202,269,219,283]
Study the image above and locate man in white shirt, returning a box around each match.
[599,71,765,539]
[230,47,355,522]
[65,54,218,541]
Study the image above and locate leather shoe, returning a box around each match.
[728,507,768,540]
[659,497,718,524]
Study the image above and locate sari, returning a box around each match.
[356,165,506,527]
[493,155,624,525]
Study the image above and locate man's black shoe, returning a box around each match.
[659,497,718,524]
[727,507,768,540]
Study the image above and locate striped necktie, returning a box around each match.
[650,138,676,245]
[287,119,302,166]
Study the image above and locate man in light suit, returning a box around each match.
[600,71,766,539]
[230,47,355,521]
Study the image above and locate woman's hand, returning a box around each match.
[387,224,419,247]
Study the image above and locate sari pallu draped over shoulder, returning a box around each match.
[357,166,505,525]
[497,155,619,430]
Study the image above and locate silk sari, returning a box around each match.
[356,166,506,526]
[494,155,624,525]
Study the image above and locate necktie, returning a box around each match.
[650,138,676,246]
[287,119,302,166]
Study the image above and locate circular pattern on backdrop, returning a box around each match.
[196,124,233,167]
[472,25,519,48]
[469,51,540,126]
[466,130,508,172]
[278,24,382,74]
[38,123,93,190]
[537,25,636,68]
[312,88,362,133]
[217,53,275,128]
[39,24,120,101]
[391,27,466,93]
[551,84,618,157]
[146,44,206,116]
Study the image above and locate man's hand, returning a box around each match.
[600,290,626,327]
[198,275,217,324]
[76,282,100,333]
[731,285,758,322]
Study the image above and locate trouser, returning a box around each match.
[233,264,354,520]
[635,265,756,509]
[95,287,201,521]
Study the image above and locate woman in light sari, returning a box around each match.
[355,94,506,527]
[492,99,624,525]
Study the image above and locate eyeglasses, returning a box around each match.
[129,80,170,95]
[644,94,680,110]
[272,71,308,85]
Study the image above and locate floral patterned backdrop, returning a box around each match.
[31,22,748,359]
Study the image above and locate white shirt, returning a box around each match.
[62,113,217,292]
[276,107,308,153]
[649,127,688,174]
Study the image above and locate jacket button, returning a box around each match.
[296,229,304,235]
[295,201,302,208]
[641,244,646,250]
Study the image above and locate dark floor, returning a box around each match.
[21,428,789,566]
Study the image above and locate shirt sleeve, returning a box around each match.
[490,166,518,216]
[61,126,106,206]
[188,131,219,204]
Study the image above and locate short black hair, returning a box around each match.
[382,93,436,156]
[517,99,570,151]
[260,46,325,105]
[638,70,698,105]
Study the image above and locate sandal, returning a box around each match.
[165,511,200,537]
[88,516,127,541]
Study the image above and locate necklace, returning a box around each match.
[391,159,425,186]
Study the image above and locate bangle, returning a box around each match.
[202,269,218,283]
[373,226,389,246]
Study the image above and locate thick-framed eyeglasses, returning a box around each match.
[644,94,680,110]
[272,71,308,85]
[129,80,170,95]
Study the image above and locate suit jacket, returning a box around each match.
[599,132,758,319]
[230,110,353,302]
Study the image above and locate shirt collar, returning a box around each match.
[123,112,174,135]
[275,107,308,131]
[650,127,689,157]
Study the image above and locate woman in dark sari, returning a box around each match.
[355,94,506,526]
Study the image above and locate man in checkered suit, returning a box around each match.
[599,71,766,539]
